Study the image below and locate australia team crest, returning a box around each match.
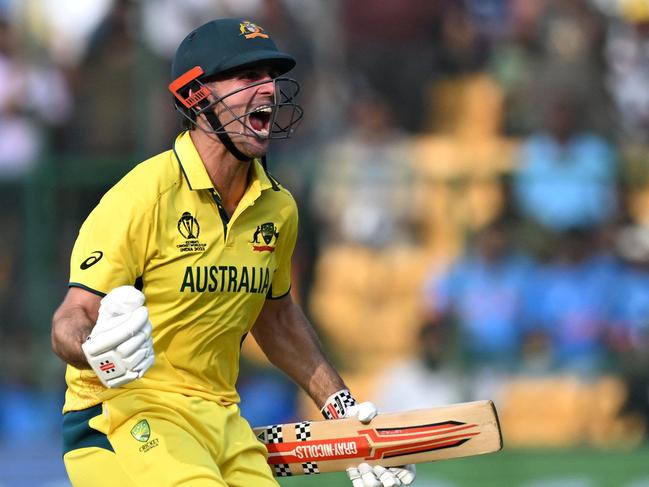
[251,222,279,252]
[239,21,269,39]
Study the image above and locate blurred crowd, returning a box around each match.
[1,0,649,449]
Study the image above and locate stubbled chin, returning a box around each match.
[239,137,270,159]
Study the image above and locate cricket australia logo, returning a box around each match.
[131,419,159,453]
[251,222,279,252]
[131,419,151,442]
[176,211,207,253]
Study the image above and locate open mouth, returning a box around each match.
[249,105,272,137]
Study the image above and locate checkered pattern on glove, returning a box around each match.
[320,389,357,419]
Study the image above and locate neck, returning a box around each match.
[190,129,252,216]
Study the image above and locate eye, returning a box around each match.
[240,70,263,81]
[239,67,277,81]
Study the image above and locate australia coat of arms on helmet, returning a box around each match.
[240,21,269,39]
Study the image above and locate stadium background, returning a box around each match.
[1,0,649,485]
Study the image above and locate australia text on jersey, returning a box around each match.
[180,265,271,293]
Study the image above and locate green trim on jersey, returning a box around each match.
[266,285,291,300]
[62,405,113,455]
[209,188,230,240]
[172,144,194,190]
[68,282,106,297]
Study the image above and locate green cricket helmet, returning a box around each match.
[169,19,303,160]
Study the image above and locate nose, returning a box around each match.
[257,76,275,97]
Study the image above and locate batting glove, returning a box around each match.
[347,463,417,487]
[82,286,155,388]
[321,390,417,487]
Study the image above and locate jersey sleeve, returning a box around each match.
[69,184,153,296]
[267,199,298,299]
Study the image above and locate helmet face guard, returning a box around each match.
[169,66,303,141]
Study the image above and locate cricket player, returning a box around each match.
[51,18,416,487]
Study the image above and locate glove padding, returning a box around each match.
[82,286,155,388]
[344,401,379,423]
[343,400,416,487]
[346,463,416,487]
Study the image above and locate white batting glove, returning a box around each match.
[82,286,155,388]
[321,390,417,487]
[347,464,417,487]
[344,401,379,423]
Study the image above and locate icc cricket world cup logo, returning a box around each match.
[178,211,200,239]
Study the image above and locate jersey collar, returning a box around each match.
[173,131,273,194]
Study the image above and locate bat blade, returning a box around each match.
[253,400,503,477]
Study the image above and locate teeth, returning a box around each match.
[250,105,271,137]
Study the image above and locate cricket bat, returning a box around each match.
[253,400,503,477]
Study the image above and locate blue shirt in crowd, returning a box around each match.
[514,133,617,231]
[610,264,649,348]
[525,254,620,374]
[428,253,535,369]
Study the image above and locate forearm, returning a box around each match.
[51,305,94,369]
[253,298,347,407]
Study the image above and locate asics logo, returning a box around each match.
[80,251,103,270]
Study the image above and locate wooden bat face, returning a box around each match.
[253,400,503,477]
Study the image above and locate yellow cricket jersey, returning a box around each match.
[63,130,298,413]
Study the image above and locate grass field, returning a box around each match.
[2,444,648,486]
[278,446,649,487]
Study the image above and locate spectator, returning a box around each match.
[311,93,415,247]
[372,322,465,413]
[535,0,609,122]
[491,0,612,135]
[488,0,547,135]
[430,0,491,79]
[0,17,70,178]
[341,0,439,131]
[513,93,618,236]
[423,218,535,372]
[609,223,649,430]
[605,1,649,143]
[610,223,649,360]
[524,229,620,376]
[63,0,159,154]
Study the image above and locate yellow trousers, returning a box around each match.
[62,390,278,487]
